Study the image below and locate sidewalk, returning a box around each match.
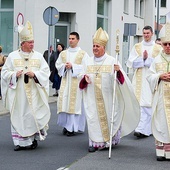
[0,84,57,116]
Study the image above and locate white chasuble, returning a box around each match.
[147,53,170,143]
[81,53,140,143]
[1,50,51,137]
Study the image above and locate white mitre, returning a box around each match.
[93,27,109,47]
[18,21,34,42]
[159,22,170,43]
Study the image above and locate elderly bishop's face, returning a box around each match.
[93,43,105,58]
[21,40,34,52]
[162,42,170,55]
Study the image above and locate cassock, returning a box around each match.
[56,47,89,133]
[147,52,170,159]
[1,49,51,146]
[126,40,162,136]
[80,53,140,147]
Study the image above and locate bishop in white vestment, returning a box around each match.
[79,28,140,152]
[1,21,51,151]
[147,22,170,161]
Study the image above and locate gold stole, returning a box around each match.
[87,65,112,142]
[134,43,161,102]
[14,51,40,105]
[58,50,85,114]
[155,55,170,134]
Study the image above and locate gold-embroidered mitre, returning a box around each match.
[18,21,34,42]
[159,22,170,43]
[93,27,109,47]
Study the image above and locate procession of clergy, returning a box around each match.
[1,20,170,162]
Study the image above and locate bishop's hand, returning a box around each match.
[16,70,23,78]
[114,64,120,71]
[160,72,170,82]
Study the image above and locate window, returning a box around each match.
[134,0,144,18]
[155,0,166,8]
[160,16,166,24]
[161,0,166,7]
[58,12,70,22]
[97,0,109,31]
[124,0,129,14]
[140,0,144,18]
[134,0,139,16]
[0,0,14,54]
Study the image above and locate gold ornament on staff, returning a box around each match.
[115,29,120,53]
[109,29,120,159]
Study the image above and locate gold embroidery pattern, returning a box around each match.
[163,82,170,136]
[58,77,66,113]
[155,63,167,73]
[87,65,112,74]
[61,50,67,63]
[16,51,40,106]
[135,43,142,56]
[152,44,162,58]
[58,50,85,114]
[57,51,67,113]
[135,68,142,102]
[14,59,40,68]
[69,78,78,113]
[24,79,32,105]
[75,51,85,64]
[134,43,161,102]
[14,59,24,67]
[29,59,40,68]
[94,72,110,142]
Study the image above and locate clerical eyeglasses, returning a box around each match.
[163,43,170,46]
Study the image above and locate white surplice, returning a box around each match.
[127,40,162,136]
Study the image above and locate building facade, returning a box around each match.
[0,0,156,71]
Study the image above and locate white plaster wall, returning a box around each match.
[13,0,155,63]
[14,0,97,56]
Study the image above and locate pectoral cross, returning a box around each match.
[95,72,99,78]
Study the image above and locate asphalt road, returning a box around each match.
[0,102,170,170]
[0,102,89,170]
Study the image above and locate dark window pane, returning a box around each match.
[1,0,14,8]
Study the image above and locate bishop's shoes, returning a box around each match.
[14,139,38,151]
[62,128,75,136]
[134,131,149,138]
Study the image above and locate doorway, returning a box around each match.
[54,24,70,50]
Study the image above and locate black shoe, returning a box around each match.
[62,128,68,135]
[66,131,75,136]
[134,132,148,138]
[53,93,58,97]
[88,146,98,152]
[14,145,26,151]
[30,140,38,149]
[157,156,166,161]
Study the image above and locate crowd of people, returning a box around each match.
[0,20,170,162]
